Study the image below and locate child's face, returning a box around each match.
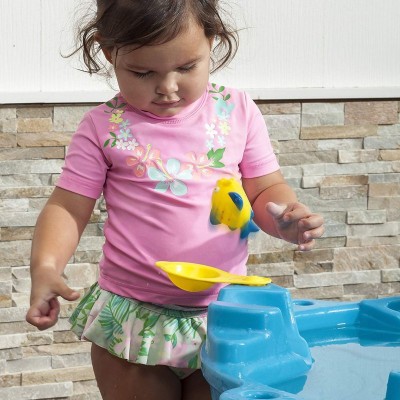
[105,23,213,117]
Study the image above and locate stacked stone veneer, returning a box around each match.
[0,100,399,399]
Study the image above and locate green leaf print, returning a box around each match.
[176,318,196,336]
[70,285,100,331]
[164,333,178,348]
[213,161,225,168]
[164,317,203,341]
[136,308,150,320]
[98,296,136,341]
[98,309,122,340]
[163,317,178,330]
[143,314,160,330]
[210,83,225,94]
[210,83,232,102]
[104,97,127,114]
[136,312,161,360]
[138,346,149,357]
[138,313,160,338]
[189,320,203,338]
[108,337,124,358]
[207,148,226,168]
[141,331,155,339]
[188,354,199,369]
[103,132,117,148]
[171,334,178,348]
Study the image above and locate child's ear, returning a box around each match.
[208,35,215,50]
[94,32,113,64]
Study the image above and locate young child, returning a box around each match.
[26,1,324,399]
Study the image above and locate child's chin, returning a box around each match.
[149,104,185,117]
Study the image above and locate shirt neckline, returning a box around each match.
[119,87,209,124]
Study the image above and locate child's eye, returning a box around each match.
[133,71,153,79]
[178,64,197,73]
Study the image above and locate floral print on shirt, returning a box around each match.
[102,84,235,196]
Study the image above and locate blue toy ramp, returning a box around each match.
[201,284,400,400]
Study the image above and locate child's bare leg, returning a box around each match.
[182,370,212,400]
[91,343,181,400]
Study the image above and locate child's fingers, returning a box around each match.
[299,214,325,232]
[298,225,325,251]
[26,275,80,330]
[306,224,325,239]
[297,215,325,251]
[266,202,287,219]
[282,205,312,222]
[55,280,81,302]
[26,297,60,330]
[298,239,316,251]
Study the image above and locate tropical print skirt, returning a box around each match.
[69,283,208,372]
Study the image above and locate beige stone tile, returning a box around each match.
[53,106,93,132]
[0,372,22,388]
[320,174,369,186]
[17,118,53,133]
[301,124,377,139]
[257,102,301,115]
[369,182,400,197]
[290,285,344,300]
[17,132,72,147]
[345,101,399,125]
[22,365,95,385]
[333,245,400,272]
[380,149,400,161]
[0,133,17,148]
[0,147,64,161]
[17,107,53,119]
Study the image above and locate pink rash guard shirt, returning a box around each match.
[57,84,279,306]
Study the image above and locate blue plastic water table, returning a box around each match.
[201,284,400,400]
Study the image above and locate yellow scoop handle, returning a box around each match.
[156,261,271,292]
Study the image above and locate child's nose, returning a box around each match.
[156,73,178,95]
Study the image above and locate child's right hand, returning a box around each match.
[26,271,80,330]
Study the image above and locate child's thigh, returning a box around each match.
[182,370,212,400]
[91,343,181,400]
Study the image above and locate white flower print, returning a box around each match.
[119,119,131,129]
[217,135,226,147]
[118,128,132,141]
[115,138,138,151]
[206,138,214,150]
[126,139,139,151]
[205,123,218,137]
[116,140,129,150]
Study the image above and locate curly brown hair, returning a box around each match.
[70,0,238,76]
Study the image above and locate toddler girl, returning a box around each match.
[26,1,324,399]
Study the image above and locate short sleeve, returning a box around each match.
[56,113,109,199]
[239,93,280,178]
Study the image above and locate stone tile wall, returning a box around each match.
[0,100,399,399]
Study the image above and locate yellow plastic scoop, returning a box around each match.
[156,261,271,292]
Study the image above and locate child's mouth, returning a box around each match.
[153,100,181,108]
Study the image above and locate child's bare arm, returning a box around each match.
[26,187,96,330]
[243,171,324,251]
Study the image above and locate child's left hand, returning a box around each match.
[266,202,324,251]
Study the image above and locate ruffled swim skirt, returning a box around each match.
[69,283,208,377]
